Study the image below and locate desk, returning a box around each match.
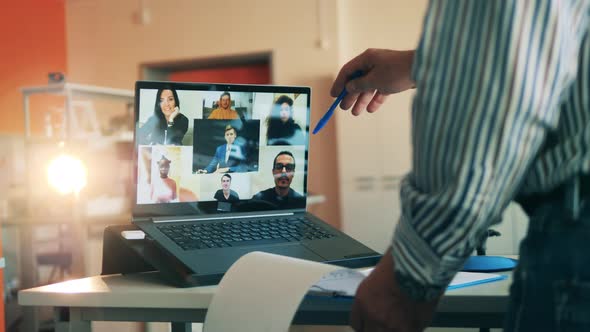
[18,270,511,331]
[5,214,130,332]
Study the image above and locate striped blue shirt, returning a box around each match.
[392,0,590,291]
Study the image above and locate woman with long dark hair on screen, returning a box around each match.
[266,95,305,146]
[138,88,189,145]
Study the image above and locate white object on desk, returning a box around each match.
[121,230,145,240]
[205,253,510,331]
[308,267,372,297]
[310,268,507,297]
[204,252,341,332]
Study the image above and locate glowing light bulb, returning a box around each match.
[47,155,87,195]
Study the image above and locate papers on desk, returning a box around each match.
[204,252,343,332]
[309,268,507,297]
[308,267,372,297]
[203,252,508,332]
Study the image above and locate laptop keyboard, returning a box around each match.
[157,217,335,251]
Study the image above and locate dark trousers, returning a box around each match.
[506,180,590,331]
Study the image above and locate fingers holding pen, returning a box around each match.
[330,51,372,97]
[331,48,415,115]
[351,91,376,116]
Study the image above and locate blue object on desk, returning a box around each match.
[446,274,508,291]
[461,256,518,272]
[312,70,363,134]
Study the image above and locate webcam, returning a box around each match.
[48,72,65,83]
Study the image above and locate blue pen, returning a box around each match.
[312,70,363,134]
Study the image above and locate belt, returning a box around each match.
[515,174,590,219]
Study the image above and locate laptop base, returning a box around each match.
[102,224,381,288]
[101,224,210,287]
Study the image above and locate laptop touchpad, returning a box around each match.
[254,245,323,262]
[192,245,324,274]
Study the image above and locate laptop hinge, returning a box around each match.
[152,212,295,223]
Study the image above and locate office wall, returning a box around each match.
[335,0,527,255]
[0,0,67,135]
[66,0,343,227]
[335,0,426,252]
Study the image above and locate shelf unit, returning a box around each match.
[22,83,134,139]
[19,83,135,332]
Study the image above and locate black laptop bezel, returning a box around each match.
[132,80,311,219]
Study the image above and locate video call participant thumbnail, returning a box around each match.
[150,155,178,203]
[266,95,305,146]
[197,125,248,174]
[252,150,304,209]
[138,88,189,145]
[214,174,240,203]
[208,92,240,120]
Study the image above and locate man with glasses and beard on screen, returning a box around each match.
[252,151,304,209]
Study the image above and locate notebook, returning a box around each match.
[131,81,381,286]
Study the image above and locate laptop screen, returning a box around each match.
[133,81,311,218]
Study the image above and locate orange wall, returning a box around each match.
[0,0,67,134]
[169,64,271,84]
[0,1,67,330]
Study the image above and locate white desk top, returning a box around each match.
[19,270,512,314]
[19,272,216,309]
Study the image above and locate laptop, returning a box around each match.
[132,80,380,285]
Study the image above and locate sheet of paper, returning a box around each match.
[203,252,342,332]
[309,267,373,297]
[310,269,505,297]
[204,253,506,331]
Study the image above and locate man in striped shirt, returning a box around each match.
[331,1,590,331]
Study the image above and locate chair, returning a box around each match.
[35,224,73,284]
[463,229,517,332]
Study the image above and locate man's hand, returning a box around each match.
[331,49,415,116]
[215,167,230,174]
[350,248,440,332]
